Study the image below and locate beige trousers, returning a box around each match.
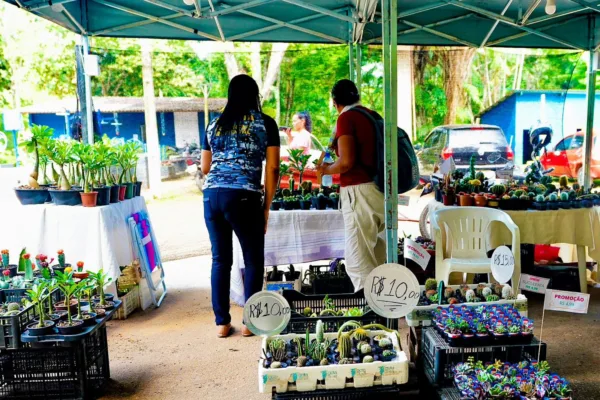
[340,182,386,291]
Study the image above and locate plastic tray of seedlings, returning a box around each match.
[421,328,546,387]
[406,281,528,327]
[0,289,61,349]
[259,323,408,394]
[281,290,385,334]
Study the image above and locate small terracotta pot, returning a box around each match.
[459,194,473,206]
[80,192,98,207]
[442,193,455,206]
[474,194,487,207]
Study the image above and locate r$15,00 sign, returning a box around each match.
[364,264,420,319]
[243,291,291,336]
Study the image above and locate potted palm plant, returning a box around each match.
[73,278,97,327]
[91,140,112,206]
[26,282,56,336]
[288,148,311,186]
[47,139,82,206]
[89,269,115,311]
[14,125,54,205]
[115,143,132,200]
[54,271,84,334]
[127,141,143,196]
[73,142,99,207]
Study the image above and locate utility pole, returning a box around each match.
[141,40,162,196]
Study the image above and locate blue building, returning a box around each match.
[20,97,226,148]
[480,90,600,165]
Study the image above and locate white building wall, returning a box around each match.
[174,112,200,148]
[397,46,414,141]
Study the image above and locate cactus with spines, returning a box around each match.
[338,332,353,359]
[360,343,372,355]
[339,358,353,365]
[268,338,287,362]
[352,328,368,342]
[303,307,312,316]
[57,250,66,268]
[559,175,569,189]
[1,250,8,267]
[363,355,374,363]
[475,171,485,182]
[466,289,476,302]
[490,184,506,198]
[316,320,324,344]
[382,350,397,359]
[476,284,487,296]
[320,358,329,366]
[482,287,492,298]
[502,285,514,299]
[425,278,438,291]
[312,342,328,362]
[379,338,392,349]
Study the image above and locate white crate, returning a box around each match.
[405,284,528,327]
[115,286,140,320]
[258,330,409,393]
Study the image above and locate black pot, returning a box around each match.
[56,320,84,335]
[14,188,51,205]
[299,200,311,210]
[109,185,120,203]
[135,181,143,197]
[282,202,294,211]
[51,264,69,275]
[93,301,115,311]
[124,183,134,199]
[316,196,328,210]
[94,186,111,206]
[92,294,114,303]
[330,198,339,209]
[270,201,281,211]
[26,320,55,336]
[48,189,82,206]
[74,312,97,327]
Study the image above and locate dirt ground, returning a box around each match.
[99,256,600,400]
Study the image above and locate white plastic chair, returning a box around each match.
[431,207,521,287]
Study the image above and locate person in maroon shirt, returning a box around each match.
[317,80,385,291]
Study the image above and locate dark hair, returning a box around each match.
[331,79,360,106]
[294,111,312,133]
[217,74,261,132]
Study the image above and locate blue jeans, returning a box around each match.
[203,188,265,326]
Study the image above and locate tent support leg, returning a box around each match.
[382,0,399,264]
[356,44,362,93]
[349,41,355,80]
[81,35,94,144]
[584,16,596,190]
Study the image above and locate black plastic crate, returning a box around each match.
[305,264,353,295]
[281,289,385,334]
[0,289,61,350]
[437,388,461,400]
[0,326,110,400]
[532,262,596,292]
[421,328,546,387]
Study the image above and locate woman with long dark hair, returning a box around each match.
[285,111,312,155]
[201,74,280,338]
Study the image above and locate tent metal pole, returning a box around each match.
[81,35,94,144]
[382,0,398,263]
[349,42,355,80]
[584,16,596,190]
[356,45,362,94]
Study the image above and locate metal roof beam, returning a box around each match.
[92,11,183,36]
[527,7,589,24]
[519,0,542,25]
[204,0,279,18]
[142,0,198,18]
[26,0,76,10]
[91,0,221,41]
[206,0,225,41]
[486,14,587,46]
[228,6,345,41]
[227,3,345,43]
[400,19,476,47]
[443,0,585,49]
[480,0,513,47]
[280,0,357,23]
[192,0,202,17]
[569,0,600,13]
[373,2,448,21]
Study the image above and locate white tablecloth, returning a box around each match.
[230,209,345,305]
[1,197,149,283]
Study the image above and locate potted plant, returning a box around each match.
[114,144,129,201]
[277,161,291,192]
[1,249,17,277]
[52,249,70,274]
[288,149,311,187]
[315,193,328,210]
[14,125,55,205]
[73,278,97,327]
[458,319,474,343]
[73,261,89,279]
[54,271,84,334]
[89,269,115,311]
[91,140,112,206]
[299,194,312,210]
[46,139,82,206]
[73,142,99,207]
[492,323,507,344]
[282,196,295,211]
[508,324,520,341]
[100,137,121,203]
[329,192,339,209]
[26,282,55,336]
[127,141,143,196]
[475,322,489,344]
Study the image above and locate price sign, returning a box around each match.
[364,263,420,319]
[544,289,590,314]
[404,238,431,271]
[243,291,291,336]
[491,246,514,284]
[519,274,550,294]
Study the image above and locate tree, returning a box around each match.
[438,47,477,125]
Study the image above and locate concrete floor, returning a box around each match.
[99,256,600,400]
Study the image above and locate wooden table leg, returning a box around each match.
[576,245,588,294]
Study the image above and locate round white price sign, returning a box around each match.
[491,245,515,284]
[243,291,291,336]
[364,263,420,319]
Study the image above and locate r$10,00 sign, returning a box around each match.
[243,291,291,336]
[364,264,420,319]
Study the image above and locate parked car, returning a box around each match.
[417,124,514,177]
[539,130,600,182]
[279,131,340,188]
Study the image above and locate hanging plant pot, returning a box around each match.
[110,185,120,203]
[80,192,98,207]
[49,189,83,206]
[118,185,126,201]
[124,183,134,199]
[14,187,51,205]
[94,186,111,206]
[135,181,143,197]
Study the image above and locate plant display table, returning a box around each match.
[231,209,345,305]
[426,201,600,293]
[0,197,150,283]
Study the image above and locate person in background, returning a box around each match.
[201,74,280,338]
[285,111,313,155]
[316,79,385,291]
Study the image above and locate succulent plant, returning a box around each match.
[339,358,353,365]
[320,358,329,366]
[352,328,368,342]
[465,289,476,302]
[268,338,287,362]
[271,361,282,369]
[476,284,487,296]
[482,287,492,297]
[475,172,485,182]
[448,297,459,305]
[549,193,558,202]
[312,342,328,362]
[297,356,307,367]
[502,285,513,299]
[363,356,374,363]
[360,344,372,355]
[303,307,312,317]
[486,294,500,302]
[7,302,20,312]
[425,289,437,298]
[560,191,569,201]
[1,249,9,267]
[424,278,438,291]
[492,283,504,296]
[319,309,336,317]
[379,338,392,349]
[430,293,439,303]
[535,194,544,202]
[382,350,397,359]
[338,332,353,359]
